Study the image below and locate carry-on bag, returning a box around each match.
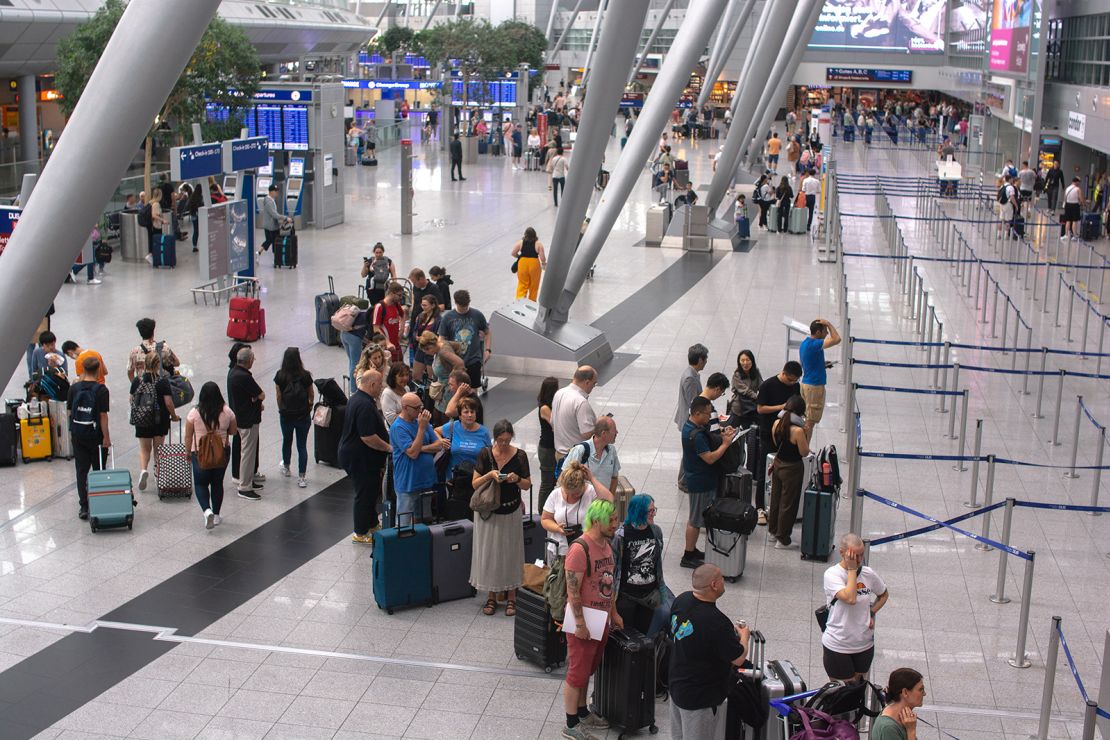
[800,487,837,562]
[274,226,298,268]
[47,399,72,460]
[591,627,657,735]
[152,233,177,268]
[315,276,342,346]
[18,401,52,463]
[87,449,136,532]
[703,497,758,536]
[513,584,566,672]
[1081,212,1101,241]
[720,469,753,502]
[789,206,809,234]
[227,296,265,342]
[613,475,635,523]
[706,528,747,582]
[313,402,346,466]
[428,518,477,604]
[726,630,769,740]
[372,513,433,614]
[763,659,808,740]
[737,214,751,239]
[522,485,545,565]
[767,205,780,232]
[0,413,17,466]
[155,421,192,499]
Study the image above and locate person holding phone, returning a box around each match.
[541,461,613,558]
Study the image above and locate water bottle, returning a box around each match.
[822,460,832,489]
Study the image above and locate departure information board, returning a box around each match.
[207,103,311,151]
[283,105,309,151]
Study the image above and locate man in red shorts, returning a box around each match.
[562,498,623,740]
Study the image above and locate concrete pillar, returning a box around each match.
[544,0,562,42]
[422,0,444,30]
[628,0,675,86]
[697,0,757,111]
[729,0,774,118]
[741,0,825,172]
[0,0,222,390]
[706,0,796,211]
[549,0,587,57]
[18,74,37,163]
[535,0,650,329]
[580,0,608,91]
[556,0,727,318]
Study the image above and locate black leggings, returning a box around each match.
[822,644,874,680]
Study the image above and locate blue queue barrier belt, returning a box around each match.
[858,450,1110,470]
[1013,501,1110,514]
[842,251,1110,271]
[769,689,820,718]
[859,489,1032,558]
[1056,622,1110,720]
[869,501,1007,546]
[1078,398,1105,431]
[853,336,1110,358]
[855,384,962,396]
[852,359,952,370]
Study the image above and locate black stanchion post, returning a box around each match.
[965,419,984,507]
[1065,395,1084,479]
[1051,369,1067,446]
[1033,348,1048,418]
[976,455,997,551]
[1035,616,1062,740]
[990,497,1016,604]
[1090,425,1105,515]
[1007,550,1035,669]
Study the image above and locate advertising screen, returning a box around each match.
[989,0,1034,73]
[949,0,989,32]
[0,207,20,258]
[809,0,946,54]
[227,200,250,275]
[204,203,229,280]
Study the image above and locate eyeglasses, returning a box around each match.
[648,507,658,514]
[402,403,422,411]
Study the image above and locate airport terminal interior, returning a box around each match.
[0,0,1108,738]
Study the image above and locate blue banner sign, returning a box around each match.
[253,89,313,102]
[342,79,442,90]
[171,142,224,181]
[223,137,270,172]
[826,67,913,83]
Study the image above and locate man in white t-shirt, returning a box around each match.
[999,175,1018,231]
[551,366,599,459]
[821,533,889,682]
[1061,177,1085,240]
[801,169,821,231]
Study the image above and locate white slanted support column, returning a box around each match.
[628,0,676,86]
[696,0,757,111]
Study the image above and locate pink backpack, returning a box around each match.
[789,708,859,740]
[330,304,359,332]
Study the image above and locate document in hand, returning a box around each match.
[562,605,609,640]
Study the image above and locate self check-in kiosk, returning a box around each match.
[222,174,239,201]
[286,157,305,229]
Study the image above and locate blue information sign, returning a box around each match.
[825,67,913,83]
[223,137,270,172]
[171,142,224,181]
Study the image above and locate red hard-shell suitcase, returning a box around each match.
[227,297,264,342]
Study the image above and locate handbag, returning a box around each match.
[469,449,501,516]
[312,404,332,428]
[166,373,194,408]
[788,707,859,740]
[815,597,836,631]
[510,257,520,274]
[522,562,548,593]
[794,190,807,209]
[428,381,446,402]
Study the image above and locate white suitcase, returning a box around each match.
[705,528,746,582]
[48,399,72,460]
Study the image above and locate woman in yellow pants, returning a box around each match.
[511,227,546,301]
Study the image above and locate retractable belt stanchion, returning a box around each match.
[1033,349,1048,418]
[1022,326,1034,395]
[975,455,997,551]
[965,419,984,507]
[1051,369,1067,446]
[947,363,961,439]
[1090,425,1106,514]
[1065,396,1084,479]
[989,497,1016,604]
[1007,549,1036,669]
[1035,616,1061,740]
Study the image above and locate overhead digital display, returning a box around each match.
[208,102,311,151]
[826,67,913,83]
[949,0,989,33]
[283,105,310,151]
[255,105,284,149]
[989,0,1034,73]
[809,0,946,54]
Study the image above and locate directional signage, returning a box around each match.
[170,142,223,181]
[222,136,270,172]
[826,68,913,83]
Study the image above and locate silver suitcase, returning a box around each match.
[788,206,809,234]
[762,658,807,740]
[705,528,746,582]
[48,399,73,460]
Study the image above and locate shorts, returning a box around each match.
[565,629,609,688]
[1000,203,1014,223]
[1064,203,1081,223]
[768,154,780,166]
[687,490,715,529]
[1019,189,1033,202]
[822,644,875,679]
[800,383,826,425]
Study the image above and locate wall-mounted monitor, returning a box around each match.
[288,158,305,178]
[809,0,945,54]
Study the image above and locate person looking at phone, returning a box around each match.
[680,397,737,569]
[541,461,612,558]
[390,393,445,522]
[767,395,809,548]
[821,533,889,682]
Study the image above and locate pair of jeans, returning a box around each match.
[806,194,817,229]
[191,214,199,247]
[192,456,228,514]
[340,332,362,394]
[280,414,310,476]
[73,439,105,510]
[261,228,278,252]
[552,176,566,206]
[451,159,464,180]
[397,490,434,523]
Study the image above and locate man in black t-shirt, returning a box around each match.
[67,357,111,520]
[669,564,751,739]
[753,361,802,520]
[227,347,265,501]
[338,370,392,543]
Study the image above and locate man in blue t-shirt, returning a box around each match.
[679,397,736,569]
[389,392,443,522]
[438,289,490,388]
[798,319,841,438]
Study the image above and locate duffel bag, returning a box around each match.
[703,497,758,535]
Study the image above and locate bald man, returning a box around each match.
[389,391,444,522]
[551,365,599,460]
[339,369,392,542]
[668,564,751,740]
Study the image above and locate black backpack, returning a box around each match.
[137,203,153,228]
[281,374,310,416]
[69,383,101,441]
[703,497,758,535]
[998,185,1010,205]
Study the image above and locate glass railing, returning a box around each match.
[0,160,43,203]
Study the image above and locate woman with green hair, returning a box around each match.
[611,494,673,636]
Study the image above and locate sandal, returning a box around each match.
[504,600,516,617]
[482,598,497,616]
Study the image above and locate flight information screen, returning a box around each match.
[283,106,310,151]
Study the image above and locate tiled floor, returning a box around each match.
[0,122,1106,739]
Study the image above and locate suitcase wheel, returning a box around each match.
[725,575,739,583]
[544,665,553,674]
[90,517,99,533]
[385,607,394,615]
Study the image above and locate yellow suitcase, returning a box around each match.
[19,408,53,463]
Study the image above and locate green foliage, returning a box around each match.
[54,7,260,143]
[373,26,417,57]
[415,18,545,105]
[490,20,547,71]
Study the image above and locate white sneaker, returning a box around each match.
[213,514,222,526]
[279,465,291,477]
[297,477,307,489]
[138,470,149,491]
[87,278,102,285]
[1061,235,1068,241]
[204,509,215,530]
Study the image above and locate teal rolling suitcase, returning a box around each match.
[800,487,836,561]
[87,450,135,532]
[372,513,433,614]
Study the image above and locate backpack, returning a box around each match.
[129,375,162,427]
[543,538,590,620]
[371,257,391,288]
[280,374,310,416]
[815,445,842,491]
[804,681,884,725]
[137,203,153,228]
[331,304,360,332]
[196,417,228,470]
[552,440,591,483]
[998,185,1010,204]
[69,383,101,441]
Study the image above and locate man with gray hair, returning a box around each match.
[668,563,751,739]
[675,344,708,490]
[551,365,599,462]
[562,416,620,496]
[339,369,391,542]
[821,533,888,682]
[227,346,265,501]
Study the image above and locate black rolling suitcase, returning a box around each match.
[315,276,341,346]
[274,225,298,268]
[428,519,476,604]
[513,586,566,672]
[312,378,347,466]
[0,413,16,466]
[591,628,657,735]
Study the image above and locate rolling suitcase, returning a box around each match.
[345,147,357,166]
[596,169,610,190]
[762,659,807,740]
[18,401,52,463]
[514,585,565,672]
[788,206,809,234]
[706,528,747,581]
[152,233,176,268]
[372,513,433,614]
[613,475,635,523]
[428,518,476,604]
[800,487,837,561]
[227,296,265,342]
[591,627,657,735]
[315,276,342,346]
[47,399,72,460]
[155,421,192,499]
[274,226,298,268]
[737,215,751,239]
[522,487,545,565]
[767,205,780,233]
[0,413,17,466]
[720,469,753,501]
[726,630,767,740]
[313,403,346,466]
[87,449,135,533]
[1081,212,1101,241]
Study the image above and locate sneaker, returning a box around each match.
[138,470,149,491]
[692,547,706,560]
[87,278,102,285]
[1060,234,1068,241]
[774,538,793,549]
[578,713,609,730]
[204,509,215,530]
[279,465,290,478]
[238,489,262,501]
[251,482,264,490]
[680,554,703,569]
[562,726,599,740]
[351,533,374,544]
[212,514,222,526]
[757,509,768,526]
[254,473,266,482]
[297,477,307,489]
[78,508,89,521]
